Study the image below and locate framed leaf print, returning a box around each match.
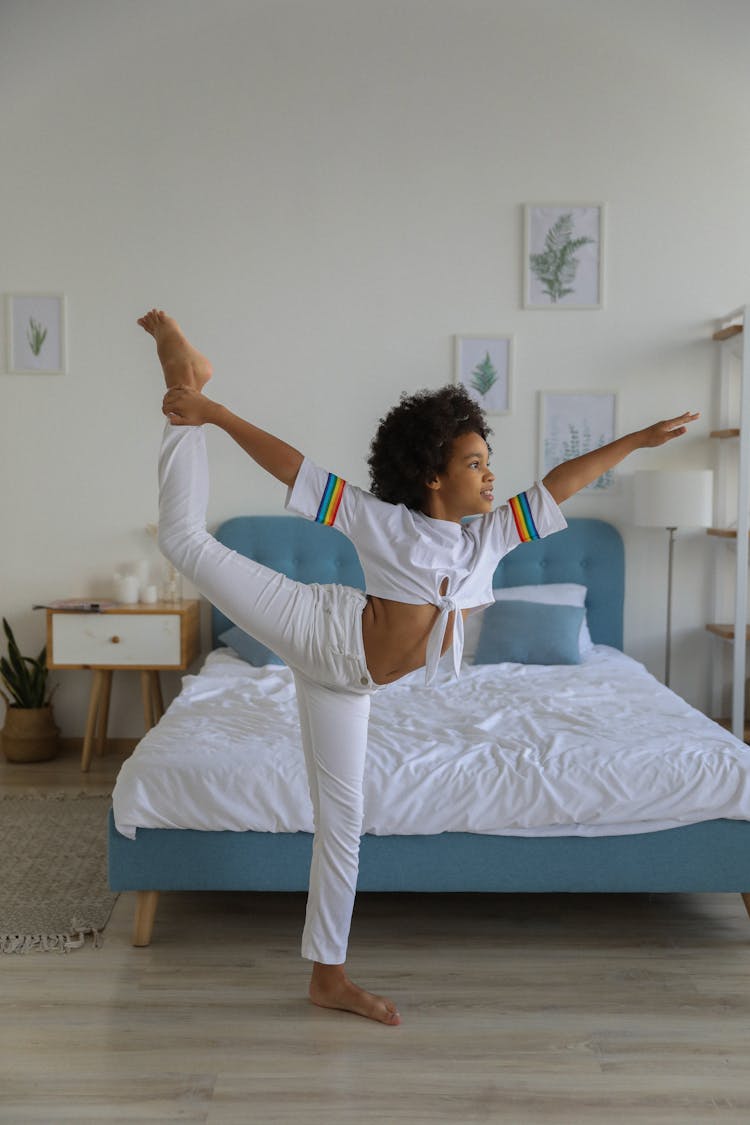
[539,390,617,491]
[454,335,513,416]
[6,293,67,374]
[524,205,605,309]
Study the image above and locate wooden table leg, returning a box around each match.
[151,671,164,723]
[141,671,154,729]
[95,670,113,756]
[132,890,160,946]
[141,670,163,729]
[81,670,105,772]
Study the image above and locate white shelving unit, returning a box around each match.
[707,305,750,740]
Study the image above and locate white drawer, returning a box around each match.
[51,613,182,667]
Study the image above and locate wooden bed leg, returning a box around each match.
[132,890,160,946]
[742,894,750,922]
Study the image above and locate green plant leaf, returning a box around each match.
[530,213,594,302]
[1,618,48,707]
[470,353,498,397]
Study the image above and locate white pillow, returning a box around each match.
[463,583,594,661]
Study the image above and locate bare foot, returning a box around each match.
[309,964,401,1026]
[137,309,213,391]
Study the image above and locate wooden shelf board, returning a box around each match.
[713,325,744,341]
[706,623,750,641]
[706,526,750,540]
[710,428,740,439]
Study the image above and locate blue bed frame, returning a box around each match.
[108,516,750,944]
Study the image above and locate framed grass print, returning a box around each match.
[540,390,617,492]
[6,293,67,374]
[454,335,513,415]
[524,204,605,309]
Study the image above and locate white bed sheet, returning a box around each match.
[112,647,750,841]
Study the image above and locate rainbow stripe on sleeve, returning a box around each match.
[508,491,540,541]
[315,473,346,526]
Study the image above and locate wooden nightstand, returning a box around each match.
[46,600,201,772]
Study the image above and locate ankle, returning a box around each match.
[311,961,346,983]
[162,365,199,392]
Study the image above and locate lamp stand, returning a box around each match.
[664,526,677,688]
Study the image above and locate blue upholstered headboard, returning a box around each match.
[212,516,624,651]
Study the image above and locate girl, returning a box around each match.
[138,308,697,1026]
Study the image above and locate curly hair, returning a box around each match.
[367,384,492,510]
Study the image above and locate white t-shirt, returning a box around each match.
[286,457,567,683]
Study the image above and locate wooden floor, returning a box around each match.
[2,744,750,1123]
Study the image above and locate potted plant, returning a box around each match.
[0,617,60,762]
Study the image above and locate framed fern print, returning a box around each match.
[6,293,67,374]
[454,334,513,415]
[523,204,604,309]
[539,390,617,492]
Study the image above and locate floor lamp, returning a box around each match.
[633,469,713,688]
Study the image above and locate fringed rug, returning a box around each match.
[0,793,118,953]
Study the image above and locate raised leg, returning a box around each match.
[156,425,318,669]
[132,890,160,946]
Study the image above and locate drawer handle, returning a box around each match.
[110,635,121,644]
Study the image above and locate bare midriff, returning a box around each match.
[360,595,472,685]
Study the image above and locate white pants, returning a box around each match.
[158,425,378,964]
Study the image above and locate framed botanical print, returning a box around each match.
[540,390,617,491]
[524,204,605,309]
[454,335,513,415]
[6,293,67,374]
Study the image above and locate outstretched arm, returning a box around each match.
[542,412,700,504]
[162,386,303,487]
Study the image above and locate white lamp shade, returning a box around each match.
[633,469,713,528]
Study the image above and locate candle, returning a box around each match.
[117,575,139,604]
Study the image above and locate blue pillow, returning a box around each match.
[218,625,284,667]
[474,600,584,666]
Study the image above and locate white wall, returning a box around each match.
[2,0,749,736]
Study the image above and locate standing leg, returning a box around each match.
[295,672,370,964]
[294,672,401,1026]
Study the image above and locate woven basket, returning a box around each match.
[1,705,60,762]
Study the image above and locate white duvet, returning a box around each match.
[112,647,750,841]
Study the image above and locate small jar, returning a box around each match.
[161,559,183,605]
[116,574,139,604]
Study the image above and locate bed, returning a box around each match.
[108,515,750,946]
